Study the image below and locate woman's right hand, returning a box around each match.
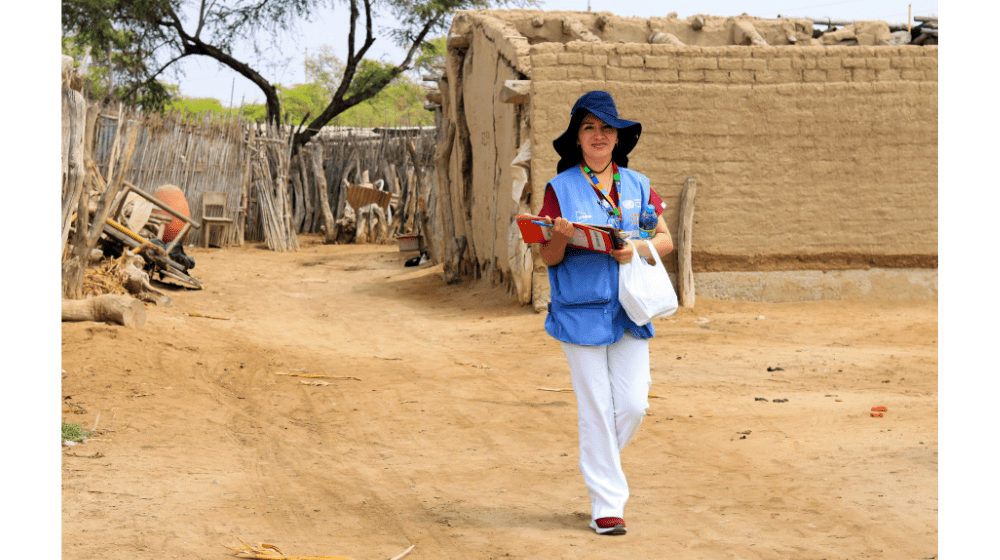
[548,216,575,242]
[539,216,574,266]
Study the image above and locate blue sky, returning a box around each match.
[168,0,940,105]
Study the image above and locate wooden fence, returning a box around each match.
[63,98,437,254]
[284,130,437,240]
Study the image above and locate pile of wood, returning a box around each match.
[61,74,158,325]
[248,126,299,252]
[91,106,252,248]
[909,16,938,45]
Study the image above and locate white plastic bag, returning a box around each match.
[618,239,678,326]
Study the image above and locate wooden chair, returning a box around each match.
[201,191,233,248]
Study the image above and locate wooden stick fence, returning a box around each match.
[64,98,438,260]
[291,130,437,239]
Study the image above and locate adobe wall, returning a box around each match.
[435,10,937,305]
[459,28,527,283]
[528,43,938,273]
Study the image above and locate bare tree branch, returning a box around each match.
[196,0,209,38]
[295,5,444,149]
[118,51,193,101]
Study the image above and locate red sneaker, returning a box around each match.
[590,517,627,535]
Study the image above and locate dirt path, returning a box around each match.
[61,235,938,560]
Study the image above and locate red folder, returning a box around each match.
[515,214,622,254]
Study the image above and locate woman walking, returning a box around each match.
[538,90,673,535]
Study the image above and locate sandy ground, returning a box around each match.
[60,235,938,560]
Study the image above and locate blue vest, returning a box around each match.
[544,165,655,346]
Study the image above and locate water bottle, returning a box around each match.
[639,204,657,239]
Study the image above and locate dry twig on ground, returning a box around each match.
[222,537,414,560]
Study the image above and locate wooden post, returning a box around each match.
[310,144,337,244]
[103,104,123,185]
[434,123,462,283]
[289,154,306,232]
[300,151,316,233]
[335,148,359,223]
[238,125,256,246]
[677,177,697,308]
[61,89,88,260]
[77,126,139,255]
[406,140,435,262]
[83,104,100,189]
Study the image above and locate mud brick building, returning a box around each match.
[429,10,937,307]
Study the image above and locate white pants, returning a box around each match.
[560,331,651,520]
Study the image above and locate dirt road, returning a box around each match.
[61,235,938,559]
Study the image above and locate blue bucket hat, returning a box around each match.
[553,90,642,173]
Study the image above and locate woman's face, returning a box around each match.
[577,112,618,165]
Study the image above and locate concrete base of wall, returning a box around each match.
[670,268,937,303]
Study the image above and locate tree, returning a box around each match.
[304,54,433,126]
[61,25,173,111]
[238,71,433,128]
[63,0,533,151]
[304,45,347,92]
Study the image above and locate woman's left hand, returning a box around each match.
[610,241,633,265]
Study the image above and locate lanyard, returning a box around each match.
[579,162,622,227]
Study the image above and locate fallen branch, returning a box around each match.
[62,294,146,328]
[62,451,105,459]
[276,372,362,381]
[185,312,231,320]
[222,538,413,560]
[389,545,415,560]
[456,362,489,369]
[222,537,351,559]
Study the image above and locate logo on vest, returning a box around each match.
[621,199,638,211]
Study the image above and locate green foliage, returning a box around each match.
[304,45,345,92]
[334,58,434,127]
[333,77,433,128]
[280,82,329,124]
[134,80,174,113]
[239,104,268,122]
[167,96,228,115]
[62,422,94,443]
[62,0,178,110]
[413,36,447,79]
[346,59,396,100]
[62,28,175,112]
[61,0,173,56]
[237,73,432,128]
